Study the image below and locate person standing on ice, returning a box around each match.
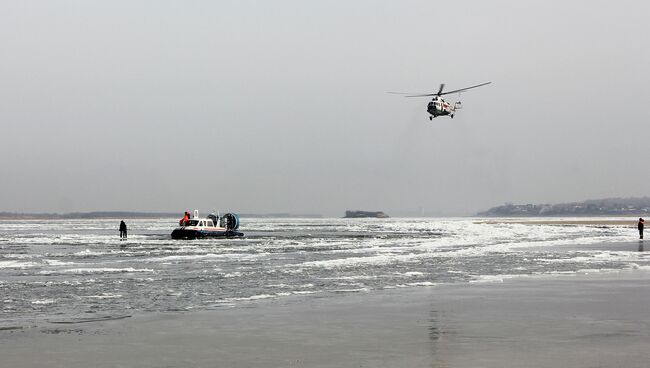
[119,220,128,240]
[638,218,645,240]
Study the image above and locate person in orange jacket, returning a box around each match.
[179,211,190,226]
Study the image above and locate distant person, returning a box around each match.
[119,220,127,240]
[638,218,645,240]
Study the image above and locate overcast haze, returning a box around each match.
[1,1,649,216]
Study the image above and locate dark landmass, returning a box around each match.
[344,210,390,218]
[478,197,650,217]
[0,212,322,220]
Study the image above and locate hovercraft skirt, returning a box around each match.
[171,228,244,240]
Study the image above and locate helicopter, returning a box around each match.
[389,82,491,120]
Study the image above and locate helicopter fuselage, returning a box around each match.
[427,96,458,119]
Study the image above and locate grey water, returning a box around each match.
[0,217,647,324]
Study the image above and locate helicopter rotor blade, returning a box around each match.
[388,81,489,98]
[403,94,437,97]
[387,92,437,97]
[439,82,491,96]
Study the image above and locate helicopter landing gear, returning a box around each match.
[451,114,454,119]
[429,116,433,121]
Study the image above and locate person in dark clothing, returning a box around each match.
[119,220,128,240]
[638,218,645,240]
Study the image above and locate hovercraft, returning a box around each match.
[171,210,244,239]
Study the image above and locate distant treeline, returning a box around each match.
[0,211,322,220]
[478,197,650,217]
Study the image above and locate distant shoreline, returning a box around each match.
[0,211,179,220]
[478,197,650,217]
[0,211,323,220]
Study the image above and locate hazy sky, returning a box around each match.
[1,1,649,216]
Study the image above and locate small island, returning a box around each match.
[344,210,390,218]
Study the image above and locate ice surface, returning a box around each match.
[0,217,647,323]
